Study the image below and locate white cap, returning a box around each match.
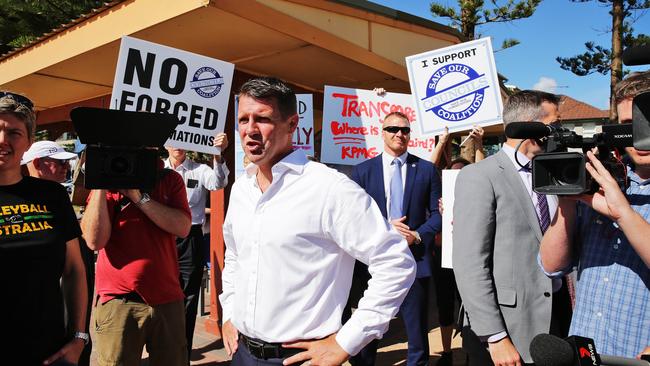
[21,141,77,165]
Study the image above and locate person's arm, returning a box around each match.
[539,198,578,273]
[582,151,650,267]
[120,189,191,238]
[452,165,522,365]
[471,125,486,162]
[431,126,450,169]
[44,238,88,365]
[208,132,230,189]
[283,177,416,365]
[218,214,239,356]
[81,189,111,251]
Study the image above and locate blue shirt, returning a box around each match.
[570,166,650,357]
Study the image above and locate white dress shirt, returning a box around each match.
[164,158,229,225]
[219,150,416,356]
[381,152,407,219]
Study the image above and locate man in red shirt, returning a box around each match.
[82,160,191,366]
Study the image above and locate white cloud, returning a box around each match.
[533,77,558,93]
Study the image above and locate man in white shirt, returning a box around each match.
[453,90,571,366]
[220,77,416,365]
[164,134,229,361]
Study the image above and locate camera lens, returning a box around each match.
[110,156,131,174]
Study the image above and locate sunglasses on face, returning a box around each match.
[0,91,34,110]
[42,158,70,167]
[383,126,411,134]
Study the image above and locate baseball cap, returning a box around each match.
[21,140,77,165]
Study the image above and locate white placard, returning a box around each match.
[111,36,235,154]
[441,169,460,269]
[233,94,314,179]
[406,37,503,136]
[321,85,438,166]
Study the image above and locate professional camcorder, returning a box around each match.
[502,45,650,195]
[71,107,179,191]
[505,122,631,195]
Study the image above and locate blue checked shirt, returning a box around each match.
[570,166,650,357]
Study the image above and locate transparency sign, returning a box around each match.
[406,37,503,135]
[321,86,437,166]
[111,36,235,154]
[234,94,314,179]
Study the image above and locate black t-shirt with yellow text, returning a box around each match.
[0,176,81,364]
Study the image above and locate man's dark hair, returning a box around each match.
[238,77,297,119]
[502,89,557,126]
[384,111,410,123]
[614,70,650,105]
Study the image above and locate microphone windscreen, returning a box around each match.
[622,45,650,66]
[504,122,551,139]
[530,334,575,366]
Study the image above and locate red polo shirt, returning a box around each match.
[94,166,190,305]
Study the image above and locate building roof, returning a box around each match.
[559,95,608,121]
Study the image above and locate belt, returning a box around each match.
[111,292,145,303]
[240,334,301,360]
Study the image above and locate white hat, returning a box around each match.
[21,141,77,165]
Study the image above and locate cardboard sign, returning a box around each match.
[110,36,234,154]
[233,94,314,179]
[321,86,437,166]
[406,37,503,136]
[441,169,460,269]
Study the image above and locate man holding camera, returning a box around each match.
[82,160,191,365]
[453,90,570,366]
[539,71,650,358]
[164,132,229,362]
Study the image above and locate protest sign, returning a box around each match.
[233,94,314,179]
[321,86,436,166]
[406,37,503,136]
[441,169,460,269]
[111,36,234,154]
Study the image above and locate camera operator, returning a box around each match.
[539,71,650,358]
[82,155,192,365]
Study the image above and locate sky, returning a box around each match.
[370,0,650,110]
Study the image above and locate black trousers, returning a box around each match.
[177,224,205,362]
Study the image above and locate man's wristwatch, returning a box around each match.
[413,231,422,244]
[136,193,151,206]
[74,331,90,345]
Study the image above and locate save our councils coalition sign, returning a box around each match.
[406,37,503,136]
[321,86,437,166]
[110,36,235,154]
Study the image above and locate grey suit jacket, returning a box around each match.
[452,149,553,363]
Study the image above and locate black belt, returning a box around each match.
[240,334,301,360]
[111,292,145,303]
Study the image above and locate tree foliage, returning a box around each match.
[0,0,105,55]
[556,0,649,122]
[430,0,542,42]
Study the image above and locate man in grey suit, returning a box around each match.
[453,90,570,366]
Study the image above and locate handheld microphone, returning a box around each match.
[504,122,552,139]
[530,334,650,366]
[622,45,650,66]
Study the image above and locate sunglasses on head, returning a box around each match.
[0,91,34,110]
[383,126,411,134]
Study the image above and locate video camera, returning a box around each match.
[505,122,631,195]
[70,107,179,191]
[502,44,650,195]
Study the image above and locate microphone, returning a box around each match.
[504,121,552,139]
[622,45,650,66]
[530,334,650,366]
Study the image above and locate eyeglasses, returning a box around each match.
[0,91,34,110]
[383,126,411,134]
[42,158,70,167]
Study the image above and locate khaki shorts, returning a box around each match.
[94,298,187,366]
